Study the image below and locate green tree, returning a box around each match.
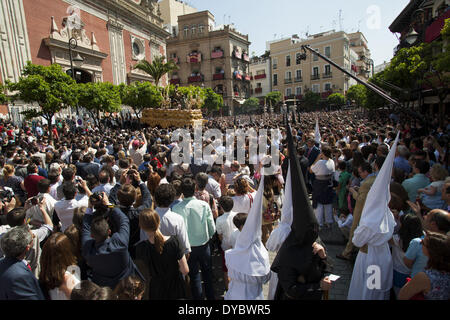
[242,97,260,114]
[8,61,76,139]
[119,82,162,119]
[346,84,367,108]
[0,82,7,105]
[365,71,393,110]
[265,91,282,108]
[303,90,321,111]
[76,82,122,126]
[327,92,345,107]
[202,87,223,115]
[133,56,178,87]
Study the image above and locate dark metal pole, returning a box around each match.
[68,37,79,115]
[301,45,401,107]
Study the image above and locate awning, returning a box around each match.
[233,98,246,104]
[425,10,450,43]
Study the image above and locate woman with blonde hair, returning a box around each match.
[135,208,188,299]
[0,164,26,205]
[39,232,80,300]
[417,163,448,210]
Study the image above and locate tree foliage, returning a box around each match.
[119,81,162,117]
[303,90,321,110]
[242,97,260,114]
[346,84,367,108]
[202,87,223,114]
[327,92,345,106]
[265,91,282,106]
[133,56,178,87]
[0,82,7,105]
[8,61,76,138]
[76,82,122,125]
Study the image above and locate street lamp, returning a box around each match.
[68,37,83,115]
[405,29,419,46]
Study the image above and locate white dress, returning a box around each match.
[48,265,81,300]
[347,220,395,300]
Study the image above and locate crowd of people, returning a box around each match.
[0,107,449,300]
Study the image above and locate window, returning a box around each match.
[313,49,319,61]
[324,83,332,91]
[257,83,262,88]
[199,24,204,33]
[286,55,291,67]
[286,71,292,80]
[296,69,302,80]
[191,25,196,35]
[325,65,331,75]
[286,88,292,96]
[313,66,319,76]
[184,26,189,37]
[312,84,320,93]
[325,46,331,58]
[273,58,278,69]
[273,74,278,86]
[296,52,302,65]
[296,86,302,95]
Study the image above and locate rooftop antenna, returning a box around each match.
[339,9,343,31]
[306,25,310,37]
[357,19,362,32]
[332,20,337,30]
[223,14,226,25]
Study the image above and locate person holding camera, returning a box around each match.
[81,192,142,289]
[115,168,152,259]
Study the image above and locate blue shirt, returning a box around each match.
[405,236,428,278]
[394,156,411,175]
[402,174,431,202]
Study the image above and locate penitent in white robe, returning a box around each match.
[224,269,271,300]
[347,218,395,300]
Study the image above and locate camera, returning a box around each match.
[0,188,14,203]
[31,195,44,206]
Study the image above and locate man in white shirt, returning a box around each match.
[140,183,191,256]
[333,211,354,240]
[128,135,147,167]
[215,196,237,290]
[25,179,57,228]
[205,166,222,200]
[54,180,92,232]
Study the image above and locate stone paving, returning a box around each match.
[211,221,355,300]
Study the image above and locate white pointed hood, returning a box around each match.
[315,118,321,144]
[266,164,293,252]
[225,175,270,277]
[357,132,400,234]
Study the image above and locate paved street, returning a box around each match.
[211,221,354,300]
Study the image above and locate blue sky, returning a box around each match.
[180,0,410,66]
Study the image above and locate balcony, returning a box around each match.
[294,77,303,83]
[242,53,250,62]
[170,78,180,85]
[213,73,225,80]
[234,73,242,80]
[244,75,251,81]
[234,92,240,97]
[255,87,263,94]
[323,72,333,79]
[296,94,303,100]
[254,74,266,80]
[285,78,293,84]
[321,91,333,99]
[170,57,179,65]
[233,50,242,59]
[211,50,224,59]
[187,52,202,63]
[188,75,203,83]
[311,74,320,80]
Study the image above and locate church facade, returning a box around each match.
[0,0,170,121]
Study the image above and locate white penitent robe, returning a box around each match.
[224,268,271,300]
[347,220,395,300]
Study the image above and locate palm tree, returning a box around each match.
[133,56,178,87]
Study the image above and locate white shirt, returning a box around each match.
[140,207,191,255]
[311,159,335,176]
[334,213,353,229]
[216,211,238,251]
[49,180,62,200]
[205,175,221,199]
[129,143,147,167]
[232,191,257,214]
[54,198,86,232]
[25,193,57,225]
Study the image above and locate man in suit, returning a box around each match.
[81,193,142,289]
[0,225,45,300]
[305,137,320,192]
[337,158,385,261]
[76,153,100,179]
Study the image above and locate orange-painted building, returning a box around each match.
[0,0,170,121]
